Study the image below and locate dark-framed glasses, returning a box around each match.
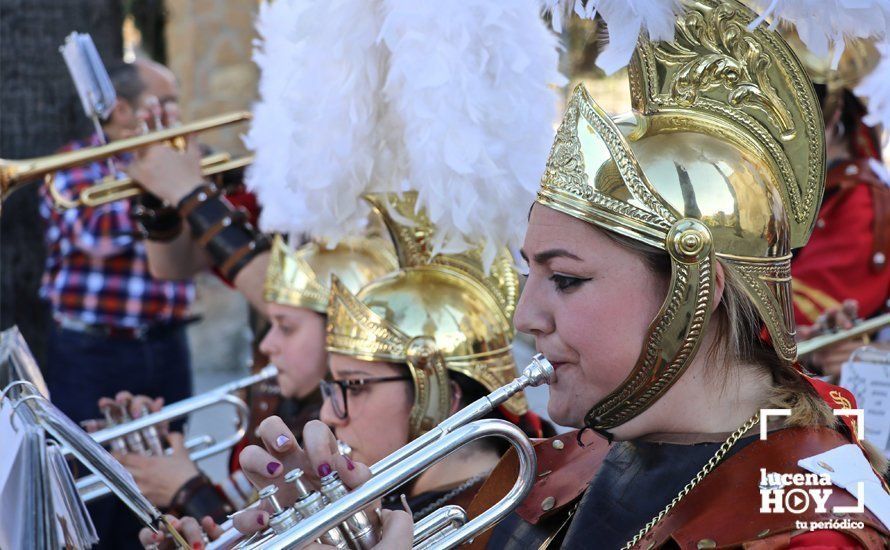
[320,375,411,419]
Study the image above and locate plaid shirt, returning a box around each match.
[39,134,195,329]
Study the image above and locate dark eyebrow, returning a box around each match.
[337,369,371,377]
[530,248,583,264]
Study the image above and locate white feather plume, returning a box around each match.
[747,0,889,62]
[855,42,890,130]
[247,0,564,262]
[245,0,387,241]
[377,0,566,264]
[539,0,682,74]
[540,0,890,78]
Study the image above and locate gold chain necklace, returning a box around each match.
[620,413,761,550]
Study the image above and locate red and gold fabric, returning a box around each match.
[792,159,890,325]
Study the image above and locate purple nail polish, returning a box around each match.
[257,514,266,526]
[317,462,332,477]
[345,456,355,471]
[275,434,289,449]
[266,462,281,475]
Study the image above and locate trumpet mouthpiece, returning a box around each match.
[523,354,553,387]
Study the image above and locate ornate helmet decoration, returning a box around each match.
[248,0,563,439]
[264,234,398,314]
[538,0,826,431]
[326,192,525,439]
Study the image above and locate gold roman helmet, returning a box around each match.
[264,234,398,314]
[326,192,526,439]
[538,0,825,431]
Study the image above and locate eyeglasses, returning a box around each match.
[320,375,411,420]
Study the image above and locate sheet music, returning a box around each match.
[2,383,165,548]
[0,327,50,398]
[59,32,116,120]
[0,399,50,549]
[841,349,890,457]
[48,443,99,548]
[0,399,26,493]
[22,393,160,525]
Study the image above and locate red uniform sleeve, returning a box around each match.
[226,190,261,226]
[792,184,890,325]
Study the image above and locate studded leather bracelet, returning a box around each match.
[177,182,271,282]
[168,473,233,523]
[130,193,183,242]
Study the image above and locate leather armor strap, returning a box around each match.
[638,427,888,548]
[464,430,610,549]
[168,473,234,523]
[130,193,183,242]
[178,183,271,282]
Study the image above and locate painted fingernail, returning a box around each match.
[192,542,204,550]
[257,513,266,526]
[275,434,289,449]
[345,456,355,471]
[318,462,332,477]
[266,461,281,475]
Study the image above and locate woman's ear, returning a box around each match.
[710,260,726,314]
[448,380,463,416]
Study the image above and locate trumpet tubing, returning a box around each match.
[797,312,890,356]
[1,111,251,201]
[65,152,256,209]
[74,366,278,503]
[227,354,552,550]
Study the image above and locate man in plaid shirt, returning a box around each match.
[39,61,195,429]
[39,61,196,550]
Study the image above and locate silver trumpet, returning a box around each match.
[214,354,552,550]
[74,366,279,502]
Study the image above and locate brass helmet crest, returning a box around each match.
[326,192,525,439]
[264,233,398,314]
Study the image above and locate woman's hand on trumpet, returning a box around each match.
[98,391,167,425]
[138,514,224,550]
[119,432,201,507]
[233,416,413,548]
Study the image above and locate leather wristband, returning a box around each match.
[168,474,233,523]
[178,182,271,282]
[130,193,183,242]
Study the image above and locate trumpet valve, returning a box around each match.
[100,405,128,454]
[319,471,378,550]
[259,484,301,534]
[285,469,350,549]
[139,404,166,456]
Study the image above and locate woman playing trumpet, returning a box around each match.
[472,1,889,546]
[138,193,550,548]
[231,193,547,524]
[102,228,397,524]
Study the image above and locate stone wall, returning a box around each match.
[164,0,258,156]
[163,1,260,374]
